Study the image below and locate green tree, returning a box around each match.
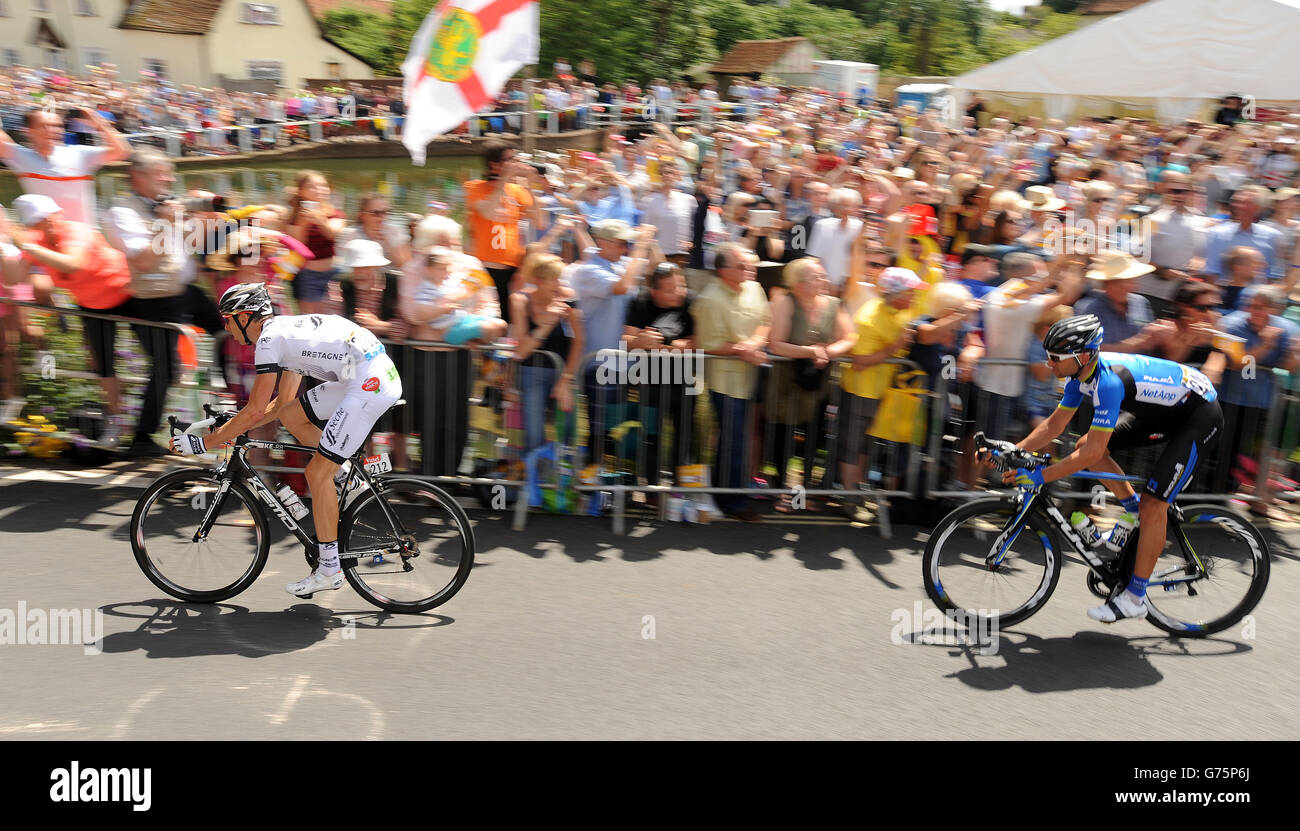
[319,0,1084,88]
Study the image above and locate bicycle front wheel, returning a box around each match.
[1142,505,1270,637]
[339,477,475,613]
[130,468,270,603]
[922,496,1062,629]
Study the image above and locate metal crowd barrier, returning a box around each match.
[7,295,1298,529]
[569,349,927,535]
[111,100,782,157]
[0,296,218,449]
[927,356,1291,509]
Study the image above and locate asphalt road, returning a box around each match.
[2,461,1297,740]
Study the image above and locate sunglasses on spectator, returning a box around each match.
[864,260,890,269]
[1192,303,1217,311]
[1166,187,1191,194]
[363,208,386,215]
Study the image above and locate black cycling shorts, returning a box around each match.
[1104,398,1223,501]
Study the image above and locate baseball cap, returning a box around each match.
[878,267,923,295]
[12,194,61,226]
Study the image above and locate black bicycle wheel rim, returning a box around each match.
[339,478,475,613]
[1142,504,1270,638]
[923,497,1061,629]
[130,469,270,603]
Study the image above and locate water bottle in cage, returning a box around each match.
[275,485,310,521]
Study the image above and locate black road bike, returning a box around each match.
[921,434,1270,636]
[129,406,475,613]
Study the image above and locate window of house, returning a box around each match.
[0,1,11,18]
[32,0,48,12]
[241,3,280,24]
[75,0,95,15]
[248,61,284,85]
[84,48,108,69]
[44,48,66,71]
[143,58,166,78]
[325,61,341,80]
[2,49,21,68]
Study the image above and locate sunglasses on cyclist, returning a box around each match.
[1046,351,1084,363]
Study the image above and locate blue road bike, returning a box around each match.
[921,434,1270,636]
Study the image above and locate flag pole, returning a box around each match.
[523,64,536,155]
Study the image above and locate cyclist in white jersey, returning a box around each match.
[169,283,403,597]
[982,314,1223,623]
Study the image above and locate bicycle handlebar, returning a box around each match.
[168,408,238,443]
[974,432,1052,473]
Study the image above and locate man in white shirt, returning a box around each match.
[0,107,131,225]
[639,163,695,262]
[1140,170,1208,316]
[807,188,864,293]
[975,253,1072,442]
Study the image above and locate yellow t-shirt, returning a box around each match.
[843,298,908,399]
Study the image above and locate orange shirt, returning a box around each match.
[32,220,132,309]
[463,179,533,268]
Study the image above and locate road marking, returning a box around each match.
[0,720,84,734]
[269,674,311,725]
[111,687,166,738]
[108,471,141,486]
[305,689,385,740]
[5,469,71,482]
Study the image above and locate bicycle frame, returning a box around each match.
[190,436,414,565]
[988,471,1211,593]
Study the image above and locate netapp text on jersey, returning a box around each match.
[50,762,151,811]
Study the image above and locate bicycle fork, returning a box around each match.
[191,477,234,543]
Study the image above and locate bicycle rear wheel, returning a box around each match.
[1142,505,1270,637]
[130,468,270,603]
[922,496,1061,629]
[339,477,475,613]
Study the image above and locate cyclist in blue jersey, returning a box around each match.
[986,314,1224,622]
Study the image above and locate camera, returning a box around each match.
[180,194,229,213]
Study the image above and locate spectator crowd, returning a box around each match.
[4,58,1300,523]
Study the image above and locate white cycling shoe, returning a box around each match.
[1087,591,1149,623]
[286,569,344,597]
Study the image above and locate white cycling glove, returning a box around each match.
[170,434,207,456]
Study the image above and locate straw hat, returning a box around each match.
[1085,250,1155,282]
[1019,185,1066,213]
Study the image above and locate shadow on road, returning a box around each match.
[931,630,1252,693]
[475,512,914,588]
[98,600,452,659]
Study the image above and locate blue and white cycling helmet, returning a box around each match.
[1043,314,1103,355]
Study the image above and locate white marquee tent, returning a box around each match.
[951,0,1300,123]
